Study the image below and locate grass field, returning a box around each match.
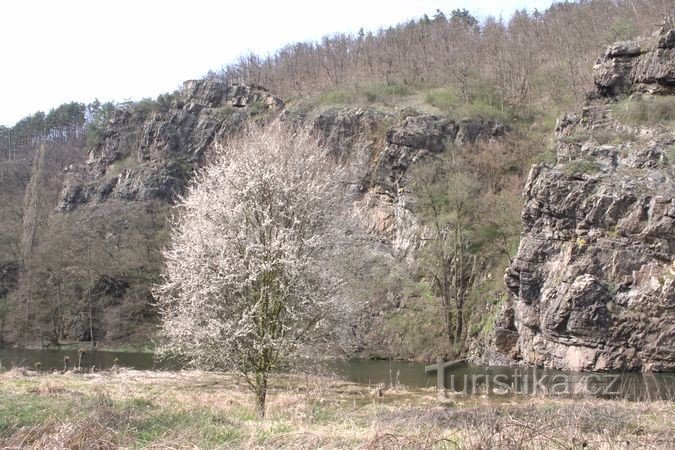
[0,369,673,449]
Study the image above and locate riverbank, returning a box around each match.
[0,369,673,449]
[20,342,155,353]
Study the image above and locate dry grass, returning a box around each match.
[0,369,673,449]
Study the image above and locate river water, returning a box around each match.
[1,348,673,401]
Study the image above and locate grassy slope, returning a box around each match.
[0,369,672,449]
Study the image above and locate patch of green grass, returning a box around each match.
[361,82,413,104]
[1,371,673,448]
[425,87,459,111]
[0,390,81,434]
[228,404,257,421]
[612,96,675,126]
[316,82,415,107]
[318,88,358,105]
[591,128,638,145]
[309,403,340,424]
[131,408,242,447]
[109,156,136,176]
[247,100,269,117]
[563,159,602,176]
[118,397,154,409]
[558,132,591,145]
[425,85,506,121]
[452,102,505,121]
[254,422,294,445]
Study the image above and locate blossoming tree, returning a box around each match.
[155,125,350,417]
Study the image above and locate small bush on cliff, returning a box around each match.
[563,159,602,176]
[558,132,591,145]
[666,144,675,165]
[613,96,675,126]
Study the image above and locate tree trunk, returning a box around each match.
[446,308,454,350]
[255,371,268,418]
[442,271,453,351]
[88,291,95,348]
[455,302,464,353]
[87,243,95,349]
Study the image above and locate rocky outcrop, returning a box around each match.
[594,27,675,97]
[297,106,503,254]
[276,105,505,358]
[501,30,675,372]
[58,80,283,211]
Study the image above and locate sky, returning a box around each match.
[0,0,557,126]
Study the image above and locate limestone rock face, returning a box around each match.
[58,80,283,211]
[501,30,675,372]
[593,28,675,97]
[294,107,503,255]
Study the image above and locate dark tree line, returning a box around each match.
[0,100,115,161]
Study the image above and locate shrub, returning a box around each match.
[558,132,591,145]
[591,129,638,145]
[109,156,136,176]
[361,82,412,104]
[318,88,356,105]
[531,146,557,165]
[425,87,459,111]
[612,96,675,126]
[563,159,601,176]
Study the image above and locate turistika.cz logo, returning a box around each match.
[424,359,622,396]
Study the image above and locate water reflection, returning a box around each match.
[1,349,672,401]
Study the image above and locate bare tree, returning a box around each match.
[155,125,352,417]
[413,154,483,355]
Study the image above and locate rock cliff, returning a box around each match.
[30,77,503,348]
[290,106,503,255]
[500,29,675,371]
[593,28,675,97]
[58,82,283,212]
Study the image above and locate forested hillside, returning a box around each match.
[213,0,669,114]
[0,0,672,360]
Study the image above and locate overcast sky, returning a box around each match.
[0,0,557,126]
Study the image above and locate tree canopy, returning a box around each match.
[155,125,353,416]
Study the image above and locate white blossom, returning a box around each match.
[154,124,352,416]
